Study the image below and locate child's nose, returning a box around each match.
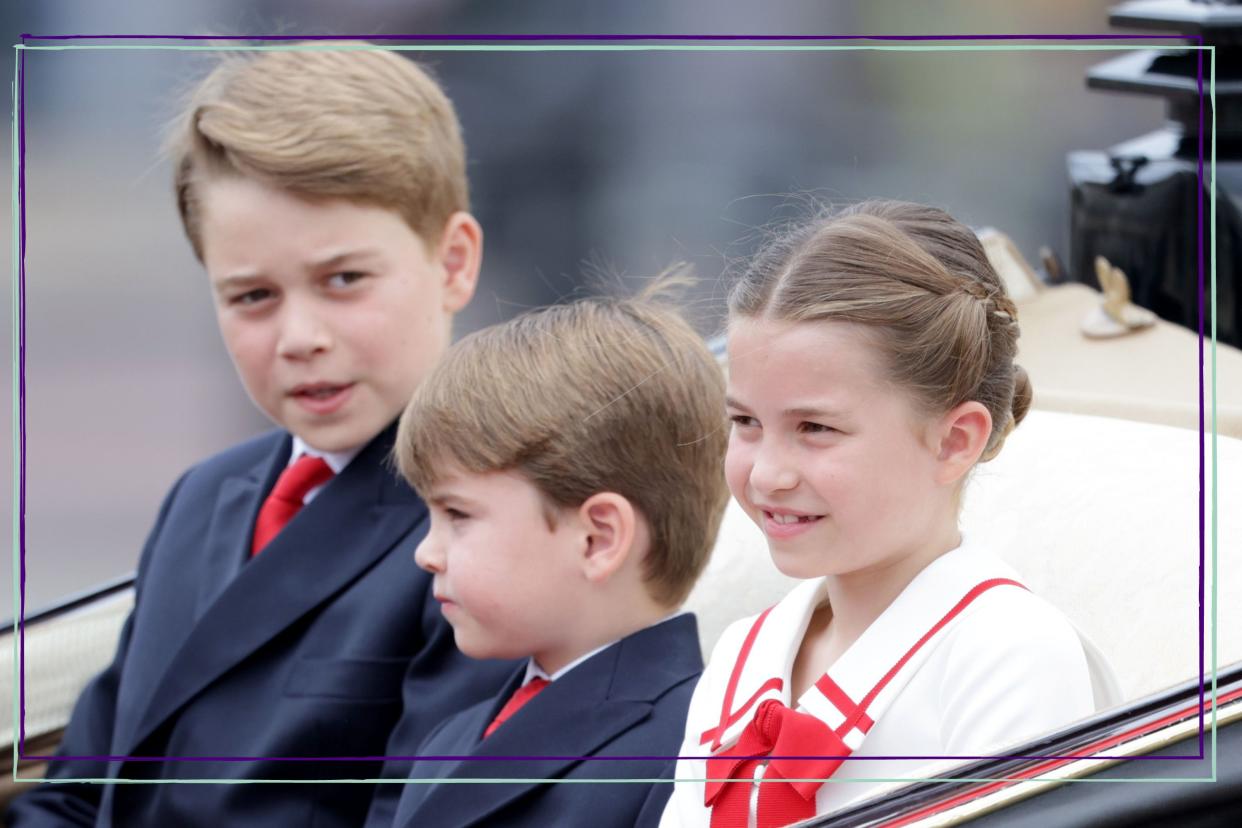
[414,535,444,573]
[749,444,799,495]
[276,299,332,360]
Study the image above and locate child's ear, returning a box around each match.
[433,211,482,314]
[575,492,637,584]
[933,401,992,486]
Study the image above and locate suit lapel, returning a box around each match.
[111,438,285,754]
[392,675,521,826]
[194,438,286,617]
[405,615,702,827]
[128,424,424,753]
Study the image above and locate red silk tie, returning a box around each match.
[483,677,550,739]
[705,699,848,828]
[251,454,335,556]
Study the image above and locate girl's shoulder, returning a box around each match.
[931,586,1101,751]
[949,583,1088,664]
[928,543,1089,668]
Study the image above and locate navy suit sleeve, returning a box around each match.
[5,473,188,827]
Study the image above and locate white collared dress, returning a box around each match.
[660,538,1120,827]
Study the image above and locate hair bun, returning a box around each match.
[1011,363,1032,428]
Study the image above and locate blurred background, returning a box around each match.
[1,1,1169,619]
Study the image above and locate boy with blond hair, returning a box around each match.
[8,46,514,828]
[367,285,729,828]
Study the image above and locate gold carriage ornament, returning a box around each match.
[1080,256,1157,339]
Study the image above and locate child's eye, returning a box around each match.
[229,288,274,306]
[327,271,368,288]
[799,421,837,434]
[444,507,469,521]
[729,414,758,428]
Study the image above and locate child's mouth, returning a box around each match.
[290,382,354,415]
[762,510,824,538]
[765,511,821,525]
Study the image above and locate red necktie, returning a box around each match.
[705,699,848,828]
[251,454,335,556]
[483,677,550,738]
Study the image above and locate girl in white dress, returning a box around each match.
[661,201,1118,827]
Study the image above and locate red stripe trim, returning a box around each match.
[816,674,874,734]
[704,579,1024,755]
[708,606,774,750]
[700,677,784,746]
[841,578,1026,735]
[879,685,1242,828]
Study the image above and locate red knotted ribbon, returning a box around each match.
[705,699,850,828]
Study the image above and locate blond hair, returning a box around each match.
[170,44,468,260]
[396,279,729,607]
[731,200,1031,462]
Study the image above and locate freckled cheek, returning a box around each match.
[875,440,930,499]
[849,464,912,527]
[800,468,840,510]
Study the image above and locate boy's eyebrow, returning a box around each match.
[309,248,383,270]
[210,249,385,291]
[427,489,474,507]
[213,273,264,292]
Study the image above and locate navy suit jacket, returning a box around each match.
[6,424,514,828]
[382,613,703,828]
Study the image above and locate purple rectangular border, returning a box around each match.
[14,32,1210,772]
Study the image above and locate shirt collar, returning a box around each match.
[522,609,689,685]
[289,435,364,475]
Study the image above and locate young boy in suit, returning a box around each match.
[7,46,514,828]
[372,284,730,828]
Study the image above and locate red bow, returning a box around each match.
[705,699,849,828]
